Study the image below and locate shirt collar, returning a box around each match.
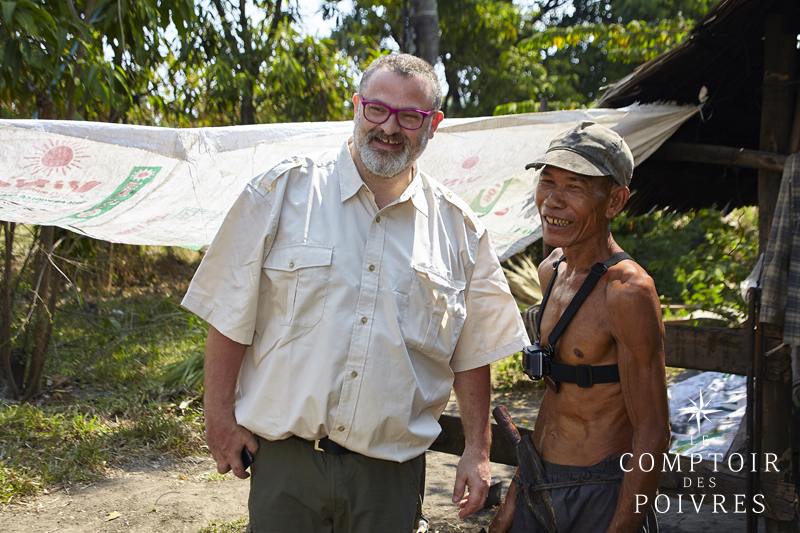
[405,168,429,217]
[339,140,364,203]
[338,139,429,217]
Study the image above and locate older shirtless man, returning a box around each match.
[490,121,670,532]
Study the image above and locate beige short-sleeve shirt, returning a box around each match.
[182,141,529,462]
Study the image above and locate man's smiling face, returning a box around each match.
[352,69,441,179]
[535,165,616,249]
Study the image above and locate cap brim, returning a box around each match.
[525,149,611,177]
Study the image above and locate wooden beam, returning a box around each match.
[650,142,787,173]
[430,413,533,466]
[663,325,748,374]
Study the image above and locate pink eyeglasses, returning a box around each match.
[358,97,438,130]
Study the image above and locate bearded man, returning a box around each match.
[182,53,529,533]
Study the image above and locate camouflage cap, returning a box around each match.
[526,121,634,186]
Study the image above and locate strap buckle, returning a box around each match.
[591,263,608,276]
[576,365,593,388]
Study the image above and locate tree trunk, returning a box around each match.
[106,242,115,292]
[23,226,55,399]
[408,0,439,66]
[1,222,19,399]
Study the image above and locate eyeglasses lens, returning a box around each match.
[364,103,424,130]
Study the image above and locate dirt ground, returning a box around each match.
[0,387,771,533]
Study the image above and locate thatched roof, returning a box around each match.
[597,0,800,214]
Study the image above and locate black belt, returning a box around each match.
[291,435,354,455]
[548,362,620,388]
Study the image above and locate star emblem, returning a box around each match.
[678,388,722,436]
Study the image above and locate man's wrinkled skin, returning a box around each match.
[489,166,670,533]
[204,68,493,520]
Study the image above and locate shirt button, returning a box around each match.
[375,216,381,222]
[369,265,375,271]
[338,426,346,432]
[289,261,295,268]
[361,317,368,324]
[350,371,358,378]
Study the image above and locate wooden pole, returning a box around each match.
[790,87,800,154]
[650,141,787,172]
[758,10,798,533]
[757,14,795,254]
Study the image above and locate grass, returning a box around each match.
[1,262,209,503]
[201,471,233,482]
[198,516,248,533]
[0,394,205,503]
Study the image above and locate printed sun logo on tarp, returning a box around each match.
[23,140,90,177]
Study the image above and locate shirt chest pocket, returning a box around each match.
[263,244,333,328]
[400,264,467,358]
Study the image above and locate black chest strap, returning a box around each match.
[537,252,632,388]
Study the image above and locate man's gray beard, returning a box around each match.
[355,115,430,179]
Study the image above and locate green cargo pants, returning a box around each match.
[247,436,425,533]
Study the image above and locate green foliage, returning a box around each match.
[46,294,206,388]
[330,0,714,118]
[494,98,581,116]
[491,352,546,392]
[161,341,206,393]
[159,1,356,127]
[519,16,693,65]
[0,0,192,120]
[673,208,759,322]
[612,207,759,324]
[332,0,585,117]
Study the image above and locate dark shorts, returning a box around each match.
[512,456,658,533]
[247,436,424,533]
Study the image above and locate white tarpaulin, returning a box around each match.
[668,372,747,461]
[0,103,698,259]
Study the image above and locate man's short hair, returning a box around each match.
[359,53,443,111]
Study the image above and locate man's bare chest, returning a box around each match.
[539,281,617,367]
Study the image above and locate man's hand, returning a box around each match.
[206,411,259,479]
[203,325,254,479]
[452,445,491,518]
[452,364,493,519]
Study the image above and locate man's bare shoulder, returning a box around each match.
[605,258,659,306]
[537,248,564,286]
[604,257,664,350]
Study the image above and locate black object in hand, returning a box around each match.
[241,446,254,469]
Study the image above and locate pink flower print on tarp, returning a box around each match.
[64,166,161,222]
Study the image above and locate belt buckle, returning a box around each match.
[314,439,324,452]
[576,364,593,388]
